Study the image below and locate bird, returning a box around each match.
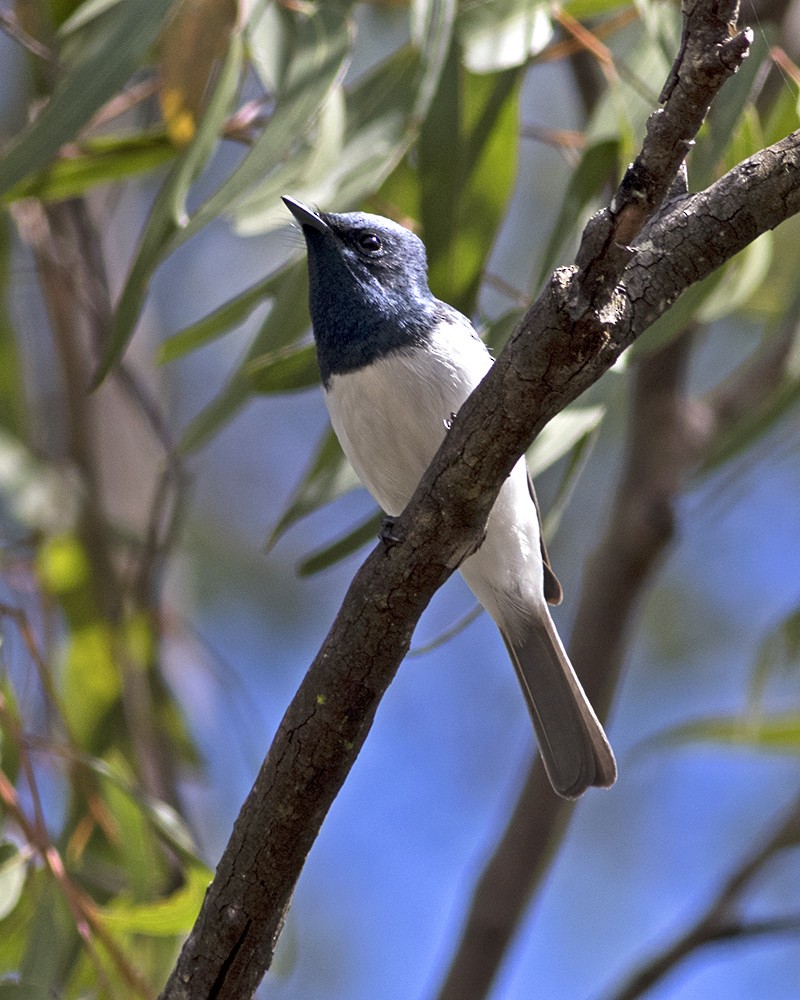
[282,195,616,799]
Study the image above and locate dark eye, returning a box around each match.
[358,232,382,253]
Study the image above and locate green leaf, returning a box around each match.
[1,131,177,205]
[695,232,773,324]
[0,0,176,199]
[0,845,27,922]
[245,343,319,394]
[457,0,553,73]
[171,1,353,246]
[235,0,457,234]
[542,415,603,538]
[268,427,359,549]
[0,982,55,1000]
[420,44,522,313]
[157,262,302,364]
[697,373,800,477]
[536,138,619,287]
[96,32,244,384]
[180,260,311,451]
[100,863,211,935]
[527,404,606,477]
[748,607,800,712]
[298,512,383,576]
[79,754,200,861]
[629,268,725,358]
[653,712,800,753]
[0,219,26,435]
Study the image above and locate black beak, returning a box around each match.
[282,196,329,233]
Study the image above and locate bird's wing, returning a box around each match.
[527,473,563,606]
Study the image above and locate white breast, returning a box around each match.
[324,319,546,629]
[324,320,492,516]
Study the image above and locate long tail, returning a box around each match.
[503,612,616,799]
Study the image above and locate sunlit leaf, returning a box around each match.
[268,427,359,549]
[653,712,800,752]
[180,260,311,451]
[1,132,177,205]
[157,262,300,364]
[235,0,456,234]
[100,863,211,935]
[527,404,606,477]
[298,512,383,575]
[695,233,773,325]
[172,1,352,244]
[245,343,319,394]
[96,32,244,384]
[457,0,552,73]
[159,0,240,147]
[0,845,27,922]
[420,45,522,312]
[0,0,176,198]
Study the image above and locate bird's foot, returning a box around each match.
[379,516,401,547]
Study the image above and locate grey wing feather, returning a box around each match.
[528,473,563,606]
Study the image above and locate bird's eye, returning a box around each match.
[358,232,382,253]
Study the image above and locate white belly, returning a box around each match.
[324,321,546,628]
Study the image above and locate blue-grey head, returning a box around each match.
[283,196,450,385]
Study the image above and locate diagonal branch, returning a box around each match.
[158,5,800,997]
[431,161,800,1000]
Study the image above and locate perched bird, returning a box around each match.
[283,196,616,799]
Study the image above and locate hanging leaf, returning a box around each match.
[245,342,319,394]
[651,712,800,753]
[298,512,383,576]
[159,0,241,147]
[457,0,552,74]
[0,845,27,923]
[180,260,311,451]
[527,404,606,478]
[0,0,176,198]
[268,427,359,549]
[419,43,522,313]
[157,261,303,364]
[96,32,245,383]
[1,132,177,206]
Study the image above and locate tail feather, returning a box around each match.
[503,613,616,799]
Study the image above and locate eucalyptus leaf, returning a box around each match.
[97,33,245,384]
[0,0,175,198]
[1,132,177,206]
[652,712,800,752]
[527,405,606,478]
[536,138,619,287]
[245,343,319,394]
[157,260,305,364]
[0,845,27,922]
[458,0,552,73]
[268,427,359,549]
[99,864,212,935]
[420,46,522,313]
[180,260,312,451]
[172,1,353,246]
[298,512,383,576]
[236,0,456,235]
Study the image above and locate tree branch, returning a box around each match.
[432,325,700,1000]
[601,797,800,1000]
[159,3,800,996]
[432,139,800,1000]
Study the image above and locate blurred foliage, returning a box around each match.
[0,0,798,997]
